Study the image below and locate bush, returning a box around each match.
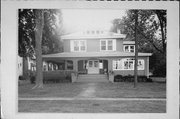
[19,76,25,80]
[153,63,166,77]
[146,78,153,82]
[114,75,123,82]
[114,75,152,82]
[66,75,72,82]
[30,76,36,84]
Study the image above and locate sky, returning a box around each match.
[62,9,126,33]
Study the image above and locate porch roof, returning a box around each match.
[43,52,152,58]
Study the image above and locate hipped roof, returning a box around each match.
[61,31,126,40]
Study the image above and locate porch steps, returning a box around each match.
[76,74,109,82]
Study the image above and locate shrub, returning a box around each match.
[153,63,166,77]
[114,75,123,82]
[66,75,72,82]
[114,75,152,82]
[19,76,25,80]
[146,77,153,82]
[30,76,36,84]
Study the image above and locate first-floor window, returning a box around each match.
[113,58,144,70]
[67,60,73,70]
[124,59,134,70]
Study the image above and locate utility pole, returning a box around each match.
[134,10,138,88]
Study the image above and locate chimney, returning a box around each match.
[117,29,121,34]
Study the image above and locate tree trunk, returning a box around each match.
[134,10,138,88]
[32,10,44,89]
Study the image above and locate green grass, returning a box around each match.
[19,82,166,98]
[18,100,166,113]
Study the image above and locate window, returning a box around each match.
[71,40,86,52]
[101,41,106,50]
[94,61,99,67]
[113,58,144,70]
[74,41,79,51]
[89,61,93,67]
[108,40,113,50]
[123,45,135,52]
[100,39,116,51]
[67,60,73,70]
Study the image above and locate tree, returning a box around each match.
[18,9,63,88]
[19,9,63,57]
[111,10,166,76]
[111,10,166,54]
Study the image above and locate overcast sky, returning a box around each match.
[62,9,126,33]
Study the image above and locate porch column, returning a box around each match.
[108,59,112,72]
[146,57,149,78]
[73,59,78,72]
[64,60,67,70]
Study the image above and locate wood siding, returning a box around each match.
[63,38,125,52]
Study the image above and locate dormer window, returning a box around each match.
[71,40,86,52]
[96,30,99,34]
[124,45,135,53]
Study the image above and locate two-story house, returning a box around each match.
[42,30,152,82]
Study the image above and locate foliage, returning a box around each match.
[111,10,166,76]
[111,10,166,55]
[18,9,63,89]
[18,9,36,58]
[150,53,166,77]
[114,75,152,82]
[18,9,63,58]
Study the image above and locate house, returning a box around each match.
[42,30,152,82]
[18,55,23,78]
[18,55,36,79]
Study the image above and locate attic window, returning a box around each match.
[96,30,100,34]
[92,31,95,34]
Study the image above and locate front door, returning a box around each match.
[88,60,99,74]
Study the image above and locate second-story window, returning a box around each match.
[71,40,86,52]
[124,45,135,53]
[100,39,116,51]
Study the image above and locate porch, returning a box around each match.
[42,58,110,82]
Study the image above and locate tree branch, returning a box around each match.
[126,24,164,54]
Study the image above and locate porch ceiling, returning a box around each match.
[42,52,152,58]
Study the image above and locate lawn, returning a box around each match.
[19,82,166,98]
[18,81,166,113]
[18,100,166,113]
